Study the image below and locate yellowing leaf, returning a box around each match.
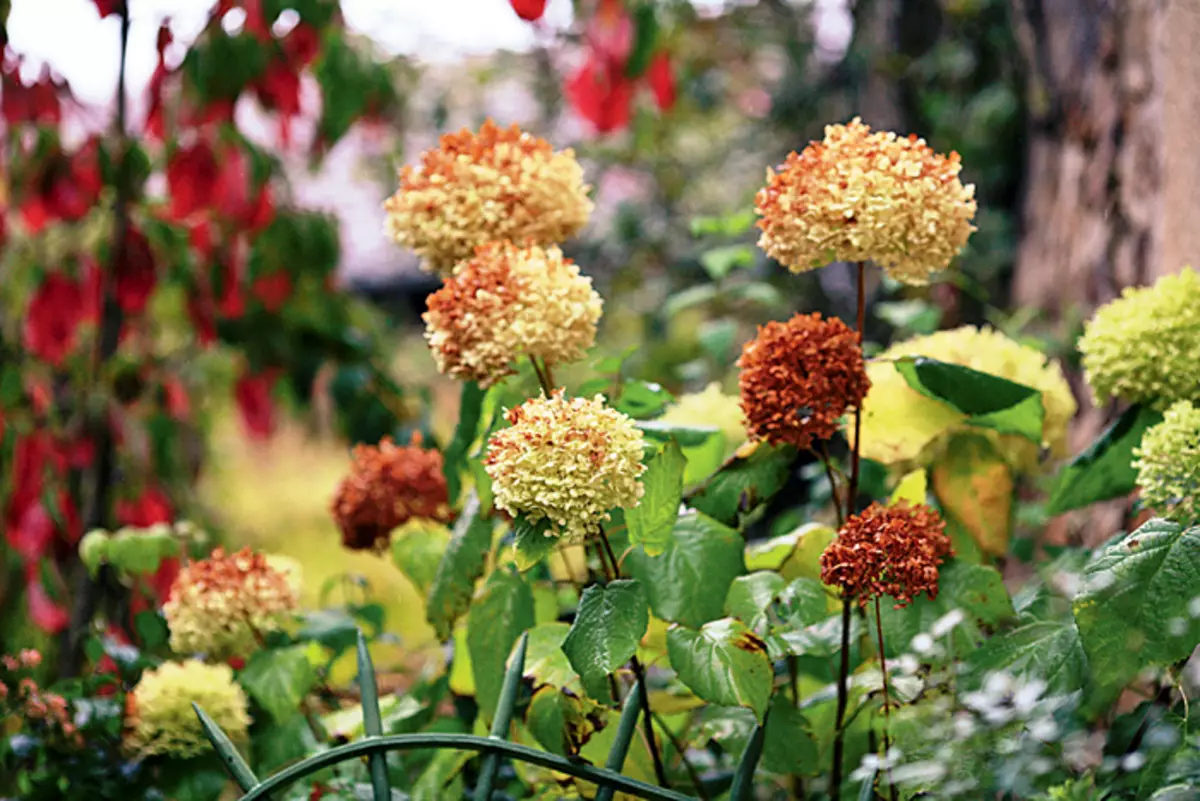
[930,433,1014,558]
[448,623,475,696]
[889,468,927,506]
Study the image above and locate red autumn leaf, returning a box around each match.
[65,437,95,470]
[91,0,124,18]
[246,184,276,232]
[115,227,157,314]
[25,273,86,365]
[251,271,293,313]
[166,141,218,220]
[645,51,676,111]
[254,61,302,147]
[588,0,634,67]
[56,490,82,544]
[213,144,252,221]
[2,64,62,126]
[186,292,218,346]
[282,23,321,67]
[565,54,634,133]
[189,218,215,260]
[510,0,547,22]
[116,486,173,527]
[144,24,174,138]
[235,368,279,440]
[25,568,70,634]
[7,502,56,562]
[215,251,247,319]
[163,377,191,420]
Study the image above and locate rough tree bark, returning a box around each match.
[1162,0,1200,272]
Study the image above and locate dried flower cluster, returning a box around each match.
[1134,401,1200,522]
[330,434,452,551]
[855,326,1076,472]
[820,501,952,607]
[423,241,603,387]
[485,391,646,541]
[1078,267,1200,410]
[125,660,249,757]
[738,312,870,450]
[383,120,593,275]
[163,547,298,659]
[755,117,976,284]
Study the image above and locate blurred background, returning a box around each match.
[1,0,1198,671]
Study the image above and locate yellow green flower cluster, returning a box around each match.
[423,241,603,387]
[1134,401,1200,521]
[125,661,249,757]
[755,117,976,284]
[855,326,1076,471]
[163,547,298,660]
[383,120,593,275]
[1078,267,1200,410]
[658,382,746,453]
[485,391,646,541]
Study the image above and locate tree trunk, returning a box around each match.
[1162,0,1200,273]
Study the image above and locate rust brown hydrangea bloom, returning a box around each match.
[738,312,870,450]
[330,435,452,552]
[820,501,953,608]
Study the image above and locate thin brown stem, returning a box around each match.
[529,356,554,396]
[848,260,866,515]
[816,443,845,528]
[652,712,711,801]
[874,598,898,801]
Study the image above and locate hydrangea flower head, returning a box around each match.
[423,241,603,387]
[738,312,870,450]
[820,501,952,607]
[330,434,452,551]
[384,120,593,274]
[1134,401,1200,521]
[755,117,976,284]
[125,660,249,757]
[855,326,1076,472]
[163,547,297,659]
[485,391,646,540]
[1078,267,1200,409]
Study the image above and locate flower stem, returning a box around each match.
[874,597,899,801]
[831,260,867,799]
[596,528,670,789]
[529,356,555,396]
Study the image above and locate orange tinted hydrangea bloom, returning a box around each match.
[384,120,593,275]
[738,313,869,450]
[330,435,452,552]
[423,241,603,387]
[756,118,976,284]
[820,502,952,608]
[485,391,646,541]
[164,548,297,659]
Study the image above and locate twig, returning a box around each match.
[874,597,899,801]
[651,712,710,801]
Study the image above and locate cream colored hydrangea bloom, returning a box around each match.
[853,326,1076,471]
[485,391,646,540]
[1078,267,1200,410]
[423,241,603,388]
[756,118,976,284]
[384,121,593,275]
[126,661,249,757]
[164,547,297,660]
[1134,401,1200,521]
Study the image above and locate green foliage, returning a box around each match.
[468,570,536,721]
[391,522,451,597]
[624,509,746,628]
[426,493,494,641]
[666,618,773,722]
[687,442,796,526]
[895,356,1045,443]
[625,441,685,556]
[966,618,1091,695]
[443,382,486,504]
[238,646,319,724]
[561,580,650,703]
[1048,404,1163,514]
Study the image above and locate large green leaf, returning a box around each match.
[391,520,451,596]
[876,559,1014,660]
[616,379,674,419]
[637,420,720,448]
[511,514,558,571]
[687,441,796,526]
[561,579,650,703]
[965,618,1091,695]
[426,493,494,641]
[520,622,580,692]
[468,569,535,720]
[762,694,820,775]
[1073,520,1200,702]
[894,356,1044,443]
[626,441,685,556]
[666,618,772,722]
[624,510,745,628]
[930,433,1014,558]
[442,381,486,504]
[724,571,786,628]
[1047,404,1163,515]
[238,646,318,723]
[744,523,836,584]
[524,685,607,757]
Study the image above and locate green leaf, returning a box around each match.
[930,433,1014,558]
[965,618,1091,696]
[391,520,451,596]
[689,209,755,238]
[239,646,318,723]
[443,382,486,504]
[511,514,558,571]
[762,694,819,775]
[520,622,581,692]
[625,510,746,628]
[296,609,358,654]
[745,522,836,585]
[1047,404,1163,515]
[724,571,786,627]
[687,441,796,526]
[637,420,720,447]
[699,244,755,281]
[616,380,674,419]
[876,559,1015,661]
[894,356,1045,443]
[664,284,719,318]
[624,3,659,78]
[666,618,772,722]
[889,468,927,506]
[412,749,473,801]
[468,569,535,720]
[562,579,650,703]
[1072,520,1200,702]
[775,578,831,627]
[426,493,494,641]
[627,441,685,556]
